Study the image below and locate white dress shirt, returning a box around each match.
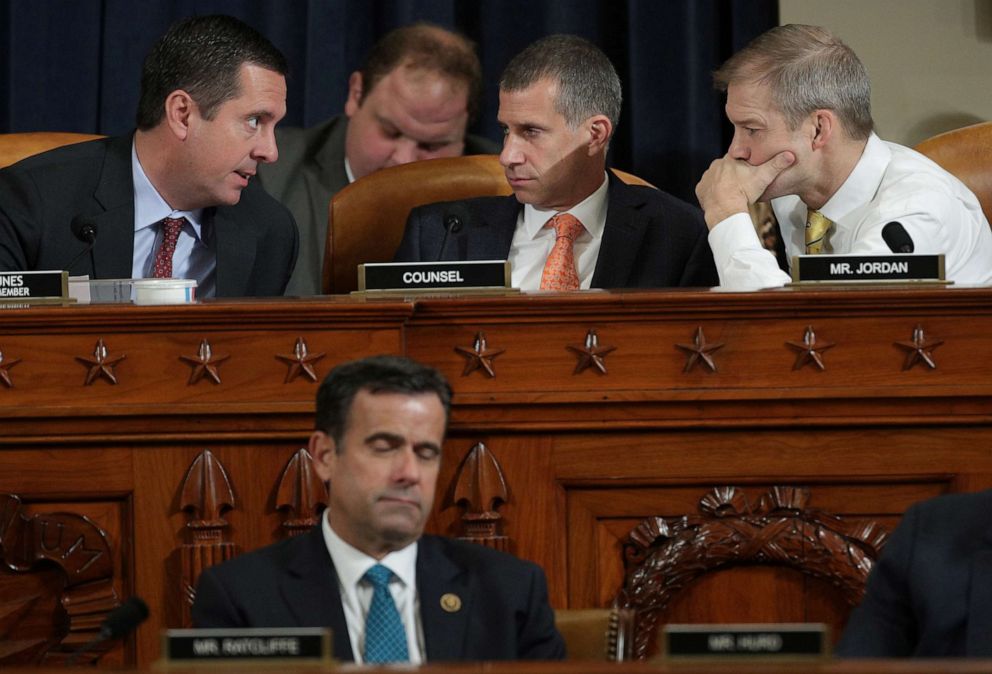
[321,514,424,664]
[508,173,609,290]
[709,133,992,289]
[131,142,216,296]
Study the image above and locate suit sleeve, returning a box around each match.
[517,563,567,659]
[393,206,429,262]
[678,213,720,287]
[0,167,41,271]
[835,504,921,657]
[191,566,248,628]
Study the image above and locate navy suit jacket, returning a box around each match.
[191,525,566,662]
[394,171,718,288]
[837,489,992,657]
[0,134,298,297]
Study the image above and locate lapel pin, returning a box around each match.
[440,593,462,613]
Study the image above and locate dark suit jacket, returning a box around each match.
[0,134,298,297]
[836,489,992,657]
[259,115,499,296]
[393,172,719,288]
[191,525,565,662]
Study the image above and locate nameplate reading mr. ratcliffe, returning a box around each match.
[162,627,331,663]
[0,270,68,300]
[359,260,510,292]
[661,623,829,660]
[791,254,945,283]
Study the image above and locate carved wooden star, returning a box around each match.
[75,338,126,385]
[675,326,724,373]
[567,329,617,375]
[455,332,504,378]
[180,339,230,385]
[894,324,943,370]
[0,348,21,388]
[785,325,835,371]
[276,337,326,383]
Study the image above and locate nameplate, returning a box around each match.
[661,623,829,660]
[162,627,331,663]
[791,254,945,283]
[0,270,68,300]
[358,260,510,292]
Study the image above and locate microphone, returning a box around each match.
[66,215,99,276]
[882,221,914,253]
[67,597,149,664]
[435,204,469,262]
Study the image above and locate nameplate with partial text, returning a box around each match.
[791,254,945,283]
[162,627,332,663]
[0,270,68,300]
[662,623,829,660]
[358,260,511,292]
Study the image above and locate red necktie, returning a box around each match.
[539,213,584,291]
[152,217,185,278]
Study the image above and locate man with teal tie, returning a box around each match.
[191,356,565,663]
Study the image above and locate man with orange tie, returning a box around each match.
[192,355,565,663]
[393,35,718,290]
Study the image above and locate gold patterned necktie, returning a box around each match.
[539,213,584,291]
[804,209,832,255]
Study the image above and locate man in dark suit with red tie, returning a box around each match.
[0,15,297,297]
[394,34,718,290]
[192,355,565,663]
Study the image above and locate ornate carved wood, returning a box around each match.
[454,332,504,377]
[179,339,230,385]
[566,329,616,375]
[616,486,889,660]
[178,450,237,627]
[275,448,328,536]
[895,324,943,370]
[785,326,835,371]
[0,347,20,388]
[0,494,118,665]
[275,337,325,383]
[75,338,126,385]
[448,442,510,551]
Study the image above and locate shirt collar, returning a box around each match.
[819,132,888,223]
[322,512,418,592]
[520,172,610,240]
[131,140,204,235]
[344,156,357,184]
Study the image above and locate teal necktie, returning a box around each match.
[363,564,409,663]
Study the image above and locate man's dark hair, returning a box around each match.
[500,34,622,131]
[360,22,483,123]
[136,14,288,130]
[315,355,452,449]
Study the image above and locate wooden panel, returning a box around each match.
[2,288,992,666]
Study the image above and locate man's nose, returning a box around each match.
[499,135,521,168]
[390,138,419,166]
[392,448,421,484]
[254,126,278,164]
[728,131,749,161]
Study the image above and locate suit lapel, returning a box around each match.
[281,525,354,661]
[89,135,137,279]
[466,196,520,261]
[591,172,649,289]
[417,537,472,662]
[966,548,992,655]
[211,206,255,297]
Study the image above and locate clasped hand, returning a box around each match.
[695,151,795,229]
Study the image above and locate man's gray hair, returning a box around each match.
[500,34,621,130]
[713,24,874,140]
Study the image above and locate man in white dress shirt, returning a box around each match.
[695,24,992,290]
[192,355,565,663]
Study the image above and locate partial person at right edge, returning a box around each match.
[393,35,719,291]
[695,24,992,291]
[259,23,498,296]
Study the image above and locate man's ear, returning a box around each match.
[587,114,613,155]
[309,430,336,482]
[810,109,835,150]
[164,89,195,141]
[344,71,364,118]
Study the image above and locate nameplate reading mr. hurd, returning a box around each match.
[0,271,68,300]
[162,627,331,663]
[358,260,510,292]
[661,623,829,660]
[791,254,944,283]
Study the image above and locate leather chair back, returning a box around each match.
[0,132,104,169]
[914,121,992,223]
[554,607,636,661]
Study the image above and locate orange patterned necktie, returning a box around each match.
[539,213,584,291]
[152,217,186,278]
